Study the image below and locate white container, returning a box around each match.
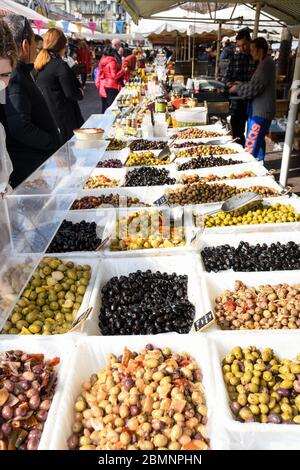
[194,196,300,234]
[199,231,300,272]
[177,162,269,180]
[86,168,125,187]
[210,330,300,449]
[202,270,300,328]
[0,335,75,450]
[102,206,196,258]
[154,122,168,138]
[48,334,228,450]
[174,107,207,125]
[89,254,204,335]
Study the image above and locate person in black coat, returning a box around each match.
[2,15,60,189]
[34,28,84,145]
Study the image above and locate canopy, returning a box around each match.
[120,0,300,26]
[0,0,48,23]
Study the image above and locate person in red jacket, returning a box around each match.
[96,46,125,112]
[77,40,92,88]
[122,48,139,82]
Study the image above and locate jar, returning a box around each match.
[156,99,167,113]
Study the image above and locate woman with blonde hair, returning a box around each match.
[34,28,84,144]
[0,19,17,194]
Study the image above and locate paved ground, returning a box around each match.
[80,83,300,194]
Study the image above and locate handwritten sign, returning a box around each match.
[153,195,168,206]
[194,311,215,332]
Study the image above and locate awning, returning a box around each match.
[0,0,48,22]
[120,0,300,25]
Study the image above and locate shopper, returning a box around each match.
[2,15,60,189]
[77,40,92,87]
[96,46,125,113]
[229,38,276,161]
[0,19,17,194]
[34,28,84,144]
[111,38,122,64]
[35,34,43,54]
[224,29,256,146]
[122,48,139,82]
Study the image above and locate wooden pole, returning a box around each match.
[253,2,262,39]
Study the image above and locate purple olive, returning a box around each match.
[28,429,42,440]
[29,395,40,410]
[27,437,39,450]
[130,405,139,416]
[15,407,27,418]
[67,434,79,450]
[145,344,154,351]
[32,365,43,375]
[10,376,18,383]
[277,388,290,397]
[152,420,163,431]
[194,433,202,440]
[26,388,38,399]
[40,400,51,411]
[22,371,35,382]
[20,380,31,391]
[3,380,14,393]
[202,416,208,425]
[2,406,13,420]
[230,401,241,415]
[268,413,281,424]
[1,423,12,436]
[194,370,203,381]
[123,377,134,391]
[117,355,123,363]
[293,380,300,393]
[36,410,48,422]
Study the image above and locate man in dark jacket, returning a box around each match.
[224,29,256,147]
[3,15,60,188]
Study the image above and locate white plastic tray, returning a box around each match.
[89,254,204,335]
[0,335,76,450]
[177,162,269,180]
[210,330,300,449]
[199,231,300,272]
[48,333,228,450]
[99,147,129,164]
[194,196,300,234]
[87,168,125,186]
[102,206,196,258]
[202,270,300,330]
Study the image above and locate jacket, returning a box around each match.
[77,48,92,73]
[122,54,136,82]
[96,55,124,98]
[35,57,84,144]
[3,61,60,189]
[236,56,276,120]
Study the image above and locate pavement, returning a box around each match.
[79,83,300,194]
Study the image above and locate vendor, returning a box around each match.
[229,37,276,161]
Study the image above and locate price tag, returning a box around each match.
[70,307,93,332]
[194,311,215,332]
[153,195,168,206]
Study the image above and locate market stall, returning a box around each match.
[1,63,300,451]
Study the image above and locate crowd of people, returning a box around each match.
[0,14,147,192]
[0,14,288,194]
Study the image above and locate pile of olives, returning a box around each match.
[124,167,176,187]
[99,270,195,335]
[96,159,123,168]
[203,203,300,228]
[126,151,170,167]
[223,346,300,424]
[47,220,101,253]
[106,139,127,151]
[214,280,300,330]
[202,241,300,272]
[129,139,167,151]
[176,145,237,159]
[2,257,91,335]
[178,156,244,171]
[0,350,59,450]
[71,195,148,210]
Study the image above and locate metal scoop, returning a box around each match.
[157,136,177,161]
[203,191,263,217]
